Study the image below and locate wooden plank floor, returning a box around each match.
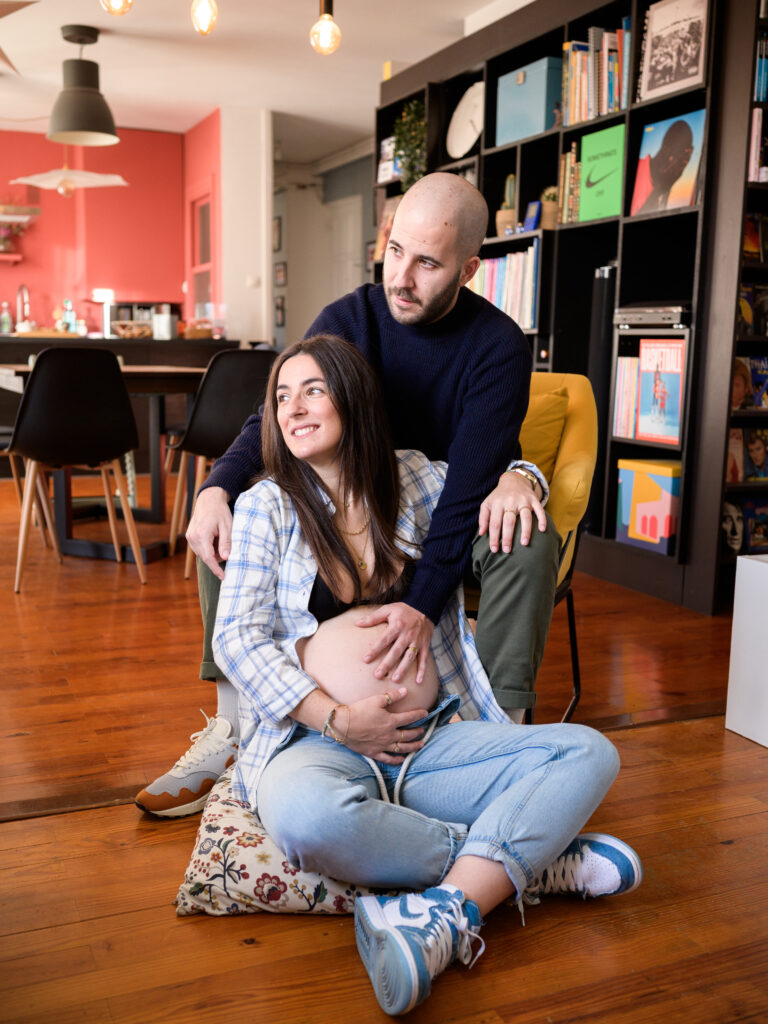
[2,477,766,1023]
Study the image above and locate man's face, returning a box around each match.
[382,205,476,326]
[722,503,744,552]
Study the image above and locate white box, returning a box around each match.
[725,554,768,747]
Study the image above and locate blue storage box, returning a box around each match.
[496,57,562,146]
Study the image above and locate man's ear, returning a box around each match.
[460,255,481,288]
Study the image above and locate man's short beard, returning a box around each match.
[385,269,462,325]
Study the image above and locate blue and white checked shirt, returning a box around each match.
[213,449,514,808]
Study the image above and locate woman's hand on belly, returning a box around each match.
[331,688,430,765]
[297,606,440,714]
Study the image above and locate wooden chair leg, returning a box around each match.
[14,459,40,593]
[184,455,208,579]
[35,471,62,564]
[100,465,122,562]
[168,449,189,556]
[23,457,49,548]
[111,458,147,585]
[8,452,23,506]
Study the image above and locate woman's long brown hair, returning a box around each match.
[260,334,408,602]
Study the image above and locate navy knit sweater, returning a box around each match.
[204,283,531,624]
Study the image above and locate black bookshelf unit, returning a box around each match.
[375,0,759,613]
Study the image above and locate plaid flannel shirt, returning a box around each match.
[213,449,513,808]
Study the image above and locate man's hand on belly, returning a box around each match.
[355,602,435,685]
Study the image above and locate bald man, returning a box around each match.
[136,172,561,819]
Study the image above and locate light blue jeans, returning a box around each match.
[256,713,620,899]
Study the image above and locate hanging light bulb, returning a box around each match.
[191,0,218,35]
[310,0,341,55]
[99,0,134,14]
[57,177,76,197]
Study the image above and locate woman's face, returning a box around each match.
[275,353,343,473]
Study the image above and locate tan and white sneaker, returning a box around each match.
[135,712,238,818]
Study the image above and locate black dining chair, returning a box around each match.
[167,347,277,577]
[8,346,147,592]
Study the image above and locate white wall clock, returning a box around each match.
[446,81,485,160]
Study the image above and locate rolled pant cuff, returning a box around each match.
[457,836,530,900]
[493,685,537,711]
[199,660,222,682]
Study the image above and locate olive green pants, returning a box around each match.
[197,515,561,712]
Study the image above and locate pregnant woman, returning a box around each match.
[213,334,641,1016]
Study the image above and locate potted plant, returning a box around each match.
[540,185,558,230]
[393,99,427,191]
[495,173,517,237]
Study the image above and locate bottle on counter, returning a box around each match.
[0,300,13,334]
[63,298,77,332]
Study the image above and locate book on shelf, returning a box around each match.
[560,18,630,126]
[737,285,755,336]
[755,33,768,103]
[612,355,640,438]
[578,123,625,222]
[752,284,768,335]
[751,353,768,409]
[743,213,763,261]
[634,336,687,445]
[373,195,402,261]
[743,497,768,553]
[748,107,765,182]
[637,0,708,104]
[466,238,539,329]
[732,356,754,410]
[744,426,768,481]
[629,108,706,217]
[727,428,744,483]
[720,499,746,559]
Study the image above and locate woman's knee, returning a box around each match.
[559,723,620,784]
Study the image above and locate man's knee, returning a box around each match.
[472,513,560,590]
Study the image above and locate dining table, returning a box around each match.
[0,363,207,564]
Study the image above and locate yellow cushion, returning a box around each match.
[519,387,568,482]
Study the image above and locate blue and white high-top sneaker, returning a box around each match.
[354,884,484,1016]
[527,832,642,899]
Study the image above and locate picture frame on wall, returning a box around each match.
[274,261,287,287]
[272,216,282,253]
[274,295,285,327]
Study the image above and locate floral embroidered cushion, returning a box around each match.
[175,770,392,916]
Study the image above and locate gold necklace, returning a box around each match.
[344,522,370,571]
[338,516,370,537]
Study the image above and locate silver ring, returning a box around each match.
[394,743,401,755]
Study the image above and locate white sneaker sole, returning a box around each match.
[355,897,422,1015]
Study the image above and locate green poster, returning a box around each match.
[578,123,625,222]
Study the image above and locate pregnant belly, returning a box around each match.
[296,605,440,714]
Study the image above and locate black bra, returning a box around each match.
[308,561,416,624]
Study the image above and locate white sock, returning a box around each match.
[215,679,239,735]
[509,708,525,725]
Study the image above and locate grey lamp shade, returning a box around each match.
[47,59,119,147]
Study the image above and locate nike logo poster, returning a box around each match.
[578,123,625,222]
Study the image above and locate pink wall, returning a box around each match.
[0,128,184,333]
[182,109,221,322]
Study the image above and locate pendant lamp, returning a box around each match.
[310,0,341,55]
[47,25,119,147]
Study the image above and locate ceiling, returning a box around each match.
[0,0,513,167]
